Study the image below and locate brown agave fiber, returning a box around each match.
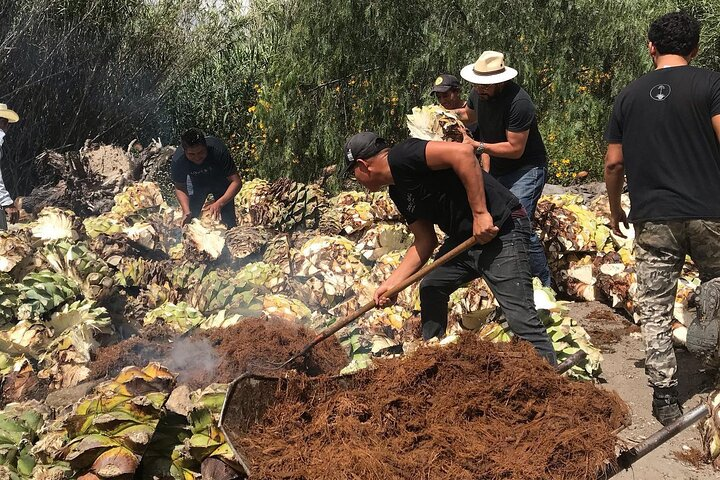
[238,335,629,480]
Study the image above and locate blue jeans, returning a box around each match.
[495,165,551,287]
[419,217,557,365]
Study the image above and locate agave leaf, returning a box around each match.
[91,445,139,478]
[63,434,119,468]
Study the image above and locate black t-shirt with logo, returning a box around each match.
[171,136,237,194]
[605,66,720,222]
[388,138,520,242]
[468,82,547,176]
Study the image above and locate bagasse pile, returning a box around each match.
[0,136,716,478]
[236,335,629,480]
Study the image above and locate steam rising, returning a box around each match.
[168,337,220,385]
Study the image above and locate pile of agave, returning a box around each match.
[0,119,716,477]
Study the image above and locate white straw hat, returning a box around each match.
[460,51,518,85]
[0,104,19,123]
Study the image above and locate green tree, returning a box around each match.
[0,0,230,194]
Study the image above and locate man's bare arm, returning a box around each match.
[712,114,720,144]
[174,183,192,218]
[604,143,628,236]
[214,173,243,208]
[374,219,437,307]
[425,141,498,244]
[465,129,529,159]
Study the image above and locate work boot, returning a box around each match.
[652,386,683,426]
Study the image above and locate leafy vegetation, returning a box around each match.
[2,0,719,190]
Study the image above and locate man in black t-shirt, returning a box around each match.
[342,131,556,364]
[171,128,242,227]
[452,51,551,287]
[604,12,720,426]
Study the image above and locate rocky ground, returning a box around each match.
[569,301,718,479]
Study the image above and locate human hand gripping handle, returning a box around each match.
[374,283,396,308]
[473,211,499,244]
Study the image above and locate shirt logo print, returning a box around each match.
[650,84,671,101]
[189,167,212,176]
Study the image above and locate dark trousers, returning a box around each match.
[0,208,6,231]
[189,188,237,228]
[420,216,557,364]
[496,165,551,287]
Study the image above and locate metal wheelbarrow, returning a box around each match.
[218,350,591,478]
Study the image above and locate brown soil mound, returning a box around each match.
[181,317,348,389]
[236,335,629,480]
[90,324,175,380]
[82,144,132,181]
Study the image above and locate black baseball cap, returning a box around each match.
[431,74,461,93]
[341,132,388,177]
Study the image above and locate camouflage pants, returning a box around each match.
[634,220,720,388]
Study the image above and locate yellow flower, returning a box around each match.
[248,105,256,113]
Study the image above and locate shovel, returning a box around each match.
[598,397,717,478]
[259,236,478,371]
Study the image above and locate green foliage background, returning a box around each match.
[2,0,720,192]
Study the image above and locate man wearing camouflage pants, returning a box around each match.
[604,12,720,425]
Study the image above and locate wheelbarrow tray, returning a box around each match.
[218,371,355,478]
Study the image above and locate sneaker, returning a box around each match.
[652,387,683,426]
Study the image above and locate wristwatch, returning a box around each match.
[474,142,486,156]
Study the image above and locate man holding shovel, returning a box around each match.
[343,131,556,364]
[0,104,20,231]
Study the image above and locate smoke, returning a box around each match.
[168,337,220,385]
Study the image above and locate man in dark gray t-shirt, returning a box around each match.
[171,128,242,227]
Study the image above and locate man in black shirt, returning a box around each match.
[604,12,720,425]
[451,51,551,287]
[342,131,556,364]
[171,128,242,227]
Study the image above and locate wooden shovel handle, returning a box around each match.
[297,236,478,357]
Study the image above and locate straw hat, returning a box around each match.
[460,51,518,85]
[0,104,19,123]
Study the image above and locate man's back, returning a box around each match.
[387,138,519,240]
[607,66,720,222]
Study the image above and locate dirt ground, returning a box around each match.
[568,301,718,480]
